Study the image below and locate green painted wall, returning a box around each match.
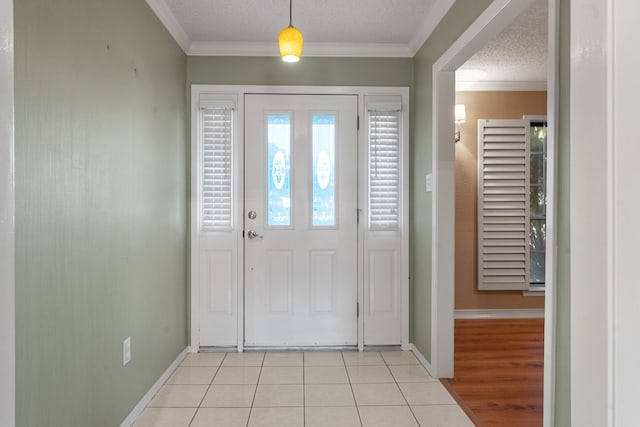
[14,0,187,426]
[555,0,571,423]
[411,0,493,361]
[187,56,413,87]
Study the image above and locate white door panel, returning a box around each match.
[197,100,239,347]
[244,94,358,347]
[199,248,237,345]
[364,245,401,345]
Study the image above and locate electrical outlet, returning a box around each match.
[123,337,131,366]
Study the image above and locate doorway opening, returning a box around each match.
[431,0,557,425]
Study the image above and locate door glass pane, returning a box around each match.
[267,114,291,226]
[312,114,336,226]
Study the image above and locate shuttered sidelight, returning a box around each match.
[364,97,405,346]
[477,119,530,290]
[196,95,238,347]
[200,105,233,231]
[368,103,401,231]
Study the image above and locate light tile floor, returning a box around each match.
[133,351,474,427]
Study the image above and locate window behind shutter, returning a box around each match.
[201,106,233,231]
[368,105,401,231]
[477,119,530,290]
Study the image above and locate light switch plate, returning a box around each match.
[425,174,433,192]
[123,337,131,366]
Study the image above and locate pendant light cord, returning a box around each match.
[289,0,293,27]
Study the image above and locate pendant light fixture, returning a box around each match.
[278,0,303,62]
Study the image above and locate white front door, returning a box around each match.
[244,94,358,347]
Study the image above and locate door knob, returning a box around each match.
[247,230,263,240]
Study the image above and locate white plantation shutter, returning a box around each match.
[477,119,530,290]
[368,103,401,231]
[201,105,234,231]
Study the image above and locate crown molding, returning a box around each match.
[189,41,413,57]
[409,0,456,54]
[456,80,548,91]
[145,0,191,53]
[147,0,437,58]
[188,41,277,57]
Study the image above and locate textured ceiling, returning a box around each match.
[148,0,549,86]
[163,0,439,44]
[458,0,548,88]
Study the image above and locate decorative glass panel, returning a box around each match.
[312,114,336,226]
[267,114,291,226]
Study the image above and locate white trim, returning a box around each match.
[190,85,410,352]
[542,1,559,424]
[610,2,640,424]
[430,0,545,380]
[570,0,613,425]
[431,67,456,378]
[455,309,545,319]
[119,347,189,427]
[145,0,448,58]
[144,0,191,53]
[189,41,413,58]
[409,0,456,54]
[400,93,411,351]
[0,0,15,424]
[523,289,546,297]
[456,80,547,92]
[189,87,200,351]
[410,344,436,378]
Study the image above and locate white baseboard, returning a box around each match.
[455,309,545,319]
[409,344,436,378]
[120,347,189,427]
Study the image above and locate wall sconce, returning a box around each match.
[455,104,466,143]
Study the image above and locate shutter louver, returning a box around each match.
[201,107,233,231]
[478,120,530,290]
[368,109,401,231]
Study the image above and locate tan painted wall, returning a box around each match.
[454,91,547,310]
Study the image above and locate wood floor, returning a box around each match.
[441,318,544,427]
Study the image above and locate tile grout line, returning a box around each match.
[246,352,264,427]
[187,351,227,427]
[196,355,223,422]
[386,357,422,426]
[342,351,365,427]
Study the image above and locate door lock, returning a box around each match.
[247,230,263,240]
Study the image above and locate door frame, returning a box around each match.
[190,85,410,352]
[0,0,15,424]
[431,0,557,425]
